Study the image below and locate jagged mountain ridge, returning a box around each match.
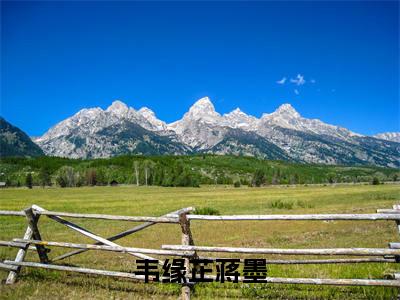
[34,97,400,167]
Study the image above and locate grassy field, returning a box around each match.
[0,184,399,299]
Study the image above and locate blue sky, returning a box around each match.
[1,1,399,136]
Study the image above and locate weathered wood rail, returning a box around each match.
[1,204,400,299]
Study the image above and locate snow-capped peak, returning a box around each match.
[106,100,130,115]
[222,108,258,130]
[166,97,222,145]
[138,107,167,131]
[138,107,156,117]
[189,97,216,113]
[184,97,221,122]
[75,107,103,117]
[228,108,244,115]
[258,103,359,139]
[273,103,300,118]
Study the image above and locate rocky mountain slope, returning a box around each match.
[373,132,400,143]
[0,117,44,157]
[33,97,400,167]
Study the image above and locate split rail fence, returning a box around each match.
[1,204,400,299]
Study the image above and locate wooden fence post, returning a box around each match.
[6,206,49,284]
[392,204,400,299]
[6,225,33,284]
[24,207,49,264]
[179,212,197,300]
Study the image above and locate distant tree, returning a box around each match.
[55,166,75,187]
[252,169,266,187]
[289,174,299,185]
[294,173,300,184]
[86,168,97,186]
[393,174,398,182]
[271,173,278,185]
[327,173,336,184]
[162,174,173,187]
[153,166,163,186]
[56,176,67,188]
[143,160,155,186]
[75,171,84,187]
[25,173,33,189]
[133,161,139,186]
[233,181,241,188]
[38,166,52,187]
[372,177,380,185]
[95,168,108,185]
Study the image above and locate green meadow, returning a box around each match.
[0,184,399,299]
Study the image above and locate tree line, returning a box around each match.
[1,155,398,188]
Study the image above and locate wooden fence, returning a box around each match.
[1,204,400,299]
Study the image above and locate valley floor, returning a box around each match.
[0,184,399,299]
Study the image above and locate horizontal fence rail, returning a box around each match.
[197,256,396,264]
[187,214,400,221]
[0,210,26,216]
[377,209,400,214]
[2,260,400,288]
[1,204,400,300]
[3,210,400,221]
[34,210,180,223]
[0,239,195,256]
[162,245,400,256]
[2,260,148,281]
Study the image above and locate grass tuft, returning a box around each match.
[194,206,221,215]
[268,200,294,210]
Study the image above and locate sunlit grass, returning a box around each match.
[0,184,399,299]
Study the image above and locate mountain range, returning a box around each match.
[28,97,399,168]
[1,97,398,167]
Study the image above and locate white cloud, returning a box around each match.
[290,74,306,86]
[276,77,287,84]
[294,89,299,95]
[310,79,316,84]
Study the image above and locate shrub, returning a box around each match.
[194,207,220,215]
[372,177,380,185]
[233,181,241,188]
[268,200,294,210]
